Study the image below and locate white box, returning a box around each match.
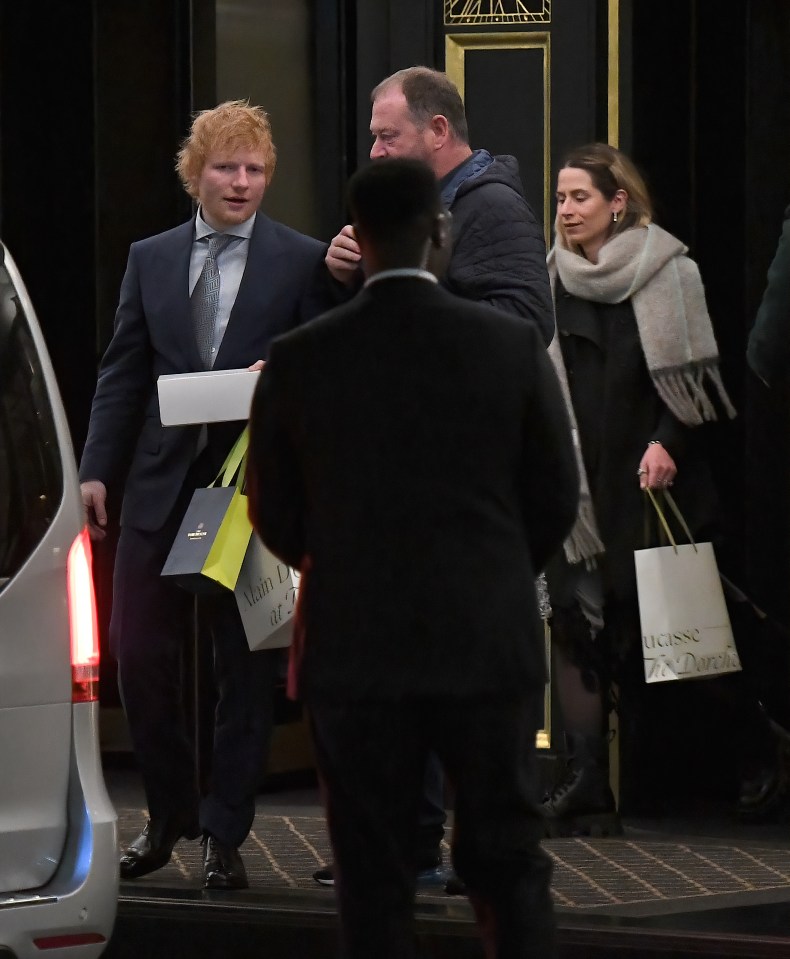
[157,369,260,426]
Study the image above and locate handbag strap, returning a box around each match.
[644,488,697,554]
[210,427,249,489]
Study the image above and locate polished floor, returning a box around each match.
[103,762,790,958]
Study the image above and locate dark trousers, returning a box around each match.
[110,475,281,848]
[418,752,446,860]
[309,694,555,959]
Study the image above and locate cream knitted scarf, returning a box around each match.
[547,223,736,566]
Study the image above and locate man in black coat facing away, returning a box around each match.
[322,65,555,891]
[247,159,578,959]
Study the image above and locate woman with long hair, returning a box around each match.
[542,142,784,835]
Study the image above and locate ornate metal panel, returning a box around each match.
[444,0,551,27]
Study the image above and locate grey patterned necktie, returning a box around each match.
[192,233,233,369]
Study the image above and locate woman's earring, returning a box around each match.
[612,211,618,223]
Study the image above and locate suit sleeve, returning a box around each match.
[79,244,153,484]
[246,340,306,569]
[747,207,790,388]
[297,242,338,324]
[518,331,579,572]
[446,183,555,346]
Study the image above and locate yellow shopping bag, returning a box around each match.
[161,429,253,594]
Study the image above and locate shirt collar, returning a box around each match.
[438,149,493,208]
[195,207,256,241]
[363,268,438,288]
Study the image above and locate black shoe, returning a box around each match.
[737,765,785,818]
[313,864,335,886]
[312,853,443,888]
[543,786,622,837]
[444,872,467,896]
[203,834,249,890]
[120,814,200,880]
[737,723,790,820]
[542,733,622,838]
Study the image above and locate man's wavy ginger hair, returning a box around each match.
[176,100,277,198]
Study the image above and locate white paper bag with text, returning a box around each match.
[234,534,300,651]
[635,540,741,684]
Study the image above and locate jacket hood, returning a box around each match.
[442,150,526,207]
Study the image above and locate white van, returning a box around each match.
[0,243,118,957]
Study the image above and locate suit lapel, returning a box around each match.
[150,218,203,370]
[215,213,290,368]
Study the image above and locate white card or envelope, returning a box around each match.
[157,368,260,425]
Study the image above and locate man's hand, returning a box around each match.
[81,480,108,541]
[248,360,266,372]
[325,224,361,285]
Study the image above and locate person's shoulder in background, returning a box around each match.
[747,205,790,388]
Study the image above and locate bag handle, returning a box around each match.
[210,427,249,489]
[644,488,697,554]
[643,492,670,549]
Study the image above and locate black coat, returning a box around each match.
[443,153,554,345]
[552,284,719,602]
[325,154,555,346]
[247,276,579,702]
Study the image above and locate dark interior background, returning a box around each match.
[2,0,790,807]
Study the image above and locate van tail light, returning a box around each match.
[67,527,100,703]
[34,932,107,949]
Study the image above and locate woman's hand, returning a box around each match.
[637,442,677,490]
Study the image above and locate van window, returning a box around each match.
[0,249,63,590]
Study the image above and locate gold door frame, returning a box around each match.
[445,31,552,245]
[444,4,621,752]
[608,0,620,146]
[446,32,552,748]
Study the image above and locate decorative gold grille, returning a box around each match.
[444,0,551,27]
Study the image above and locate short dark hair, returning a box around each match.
[347,159,442,265]
[372,67,469,144]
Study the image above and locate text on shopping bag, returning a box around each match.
[635,540,741,683]
[235,534,301,650]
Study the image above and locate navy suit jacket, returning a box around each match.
[80,211,327,531]
[247,277,579,702]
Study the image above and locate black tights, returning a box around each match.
[553,643,604,737]
[550,604,609,739]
